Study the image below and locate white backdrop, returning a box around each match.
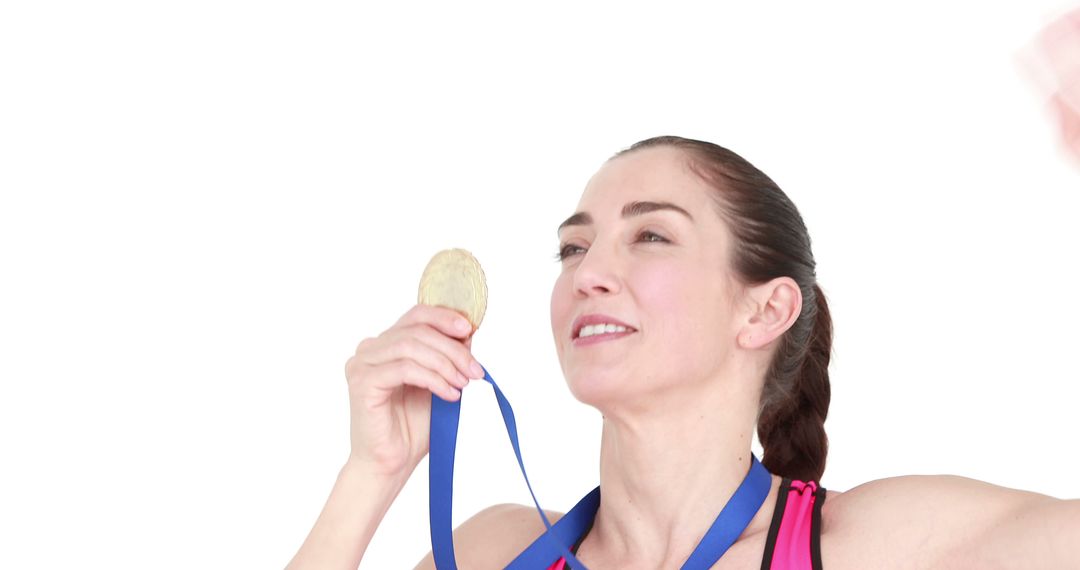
[2,1,1078,568]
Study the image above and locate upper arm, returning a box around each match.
[826,474,1074,569]
[948,495,1079,569]
[413,504,565,570]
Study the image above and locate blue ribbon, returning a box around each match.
[429,364,773,569]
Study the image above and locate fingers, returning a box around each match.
[363,325,479,386]
[394,304,482,378]
[346,304,483,405]
[412,324,483,381]
[385,359,462,402]
[346,346,463,402]
[396,304,474,341]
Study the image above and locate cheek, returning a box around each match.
[635,263,721,348]
[550,273,573,338]
[634,263,696,320]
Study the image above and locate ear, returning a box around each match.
[737,276,802,349]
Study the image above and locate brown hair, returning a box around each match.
[612,136,833,482]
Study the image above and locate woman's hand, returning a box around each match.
[1021,7,1080,166]
[343,304,483,481]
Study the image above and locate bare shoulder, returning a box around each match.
[412,503,564,570]
[820,474,1061,569]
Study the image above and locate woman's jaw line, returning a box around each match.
[573,368,756,429]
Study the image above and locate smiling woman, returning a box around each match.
[286,135,1079,570]
[549,139,830,483]
[7,1,1080,568]
[543,137,831,568]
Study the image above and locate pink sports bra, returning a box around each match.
[547,477,826,570]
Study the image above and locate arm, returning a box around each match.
[827,474,1077,569]
[285,460,408,570]
[286,305,480,569]
[954,495,1080,569]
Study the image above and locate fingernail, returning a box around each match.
[469,361,484,378]
[456,318,471,332]
[457,372,469,387]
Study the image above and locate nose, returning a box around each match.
[571,240,622,298]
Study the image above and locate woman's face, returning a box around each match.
[550,146,746,407]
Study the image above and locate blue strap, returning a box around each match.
[504,485,599,569]
[429,363,773,569]
[428,382,462,567]
[430,365,589,569]
[680,454,771,569]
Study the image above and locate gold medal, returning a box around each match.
[417,248,488,334]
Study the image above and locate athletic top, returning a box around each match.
[545,477,826,570]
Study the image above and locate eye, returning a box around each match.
[553,243,585,262]
[638,230,668,244]
[552,230,670,262]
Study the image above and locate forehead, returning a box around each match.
[578,146,708,210]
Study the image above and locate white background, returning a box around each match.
[2,1,1078,568]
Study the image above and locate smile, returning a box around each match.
[572,329,636,347]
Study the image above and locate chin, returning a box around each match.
[563,367,634,407]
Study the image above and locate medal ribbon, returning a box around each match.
[429,364,773,569]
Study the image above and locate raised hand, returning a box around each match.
[343,304,483,480]
[1020,7,1080,167]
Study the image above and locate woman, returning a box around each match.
[286,135,1078,570]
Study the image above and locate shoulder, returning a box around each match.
[412,503,565,570]
[820,474,1066,569]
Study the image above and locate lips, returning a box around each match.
[571,313,638,340]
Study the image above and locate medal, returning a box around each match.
[417,248,488,333]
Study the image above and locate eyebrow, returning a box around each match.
[557,200,695,234]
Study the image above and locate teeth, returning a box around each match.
[578,323,628,338]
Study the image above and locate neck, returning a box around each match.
[584,381,777,567]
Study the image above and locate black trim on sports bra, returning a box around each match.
[569,516,592,555]
[563,512,593,568]
[759,477,791,570]
[811,485,826,570]
[760,478,828,570]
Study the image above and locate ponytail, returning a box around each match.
[757,283,833,482]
